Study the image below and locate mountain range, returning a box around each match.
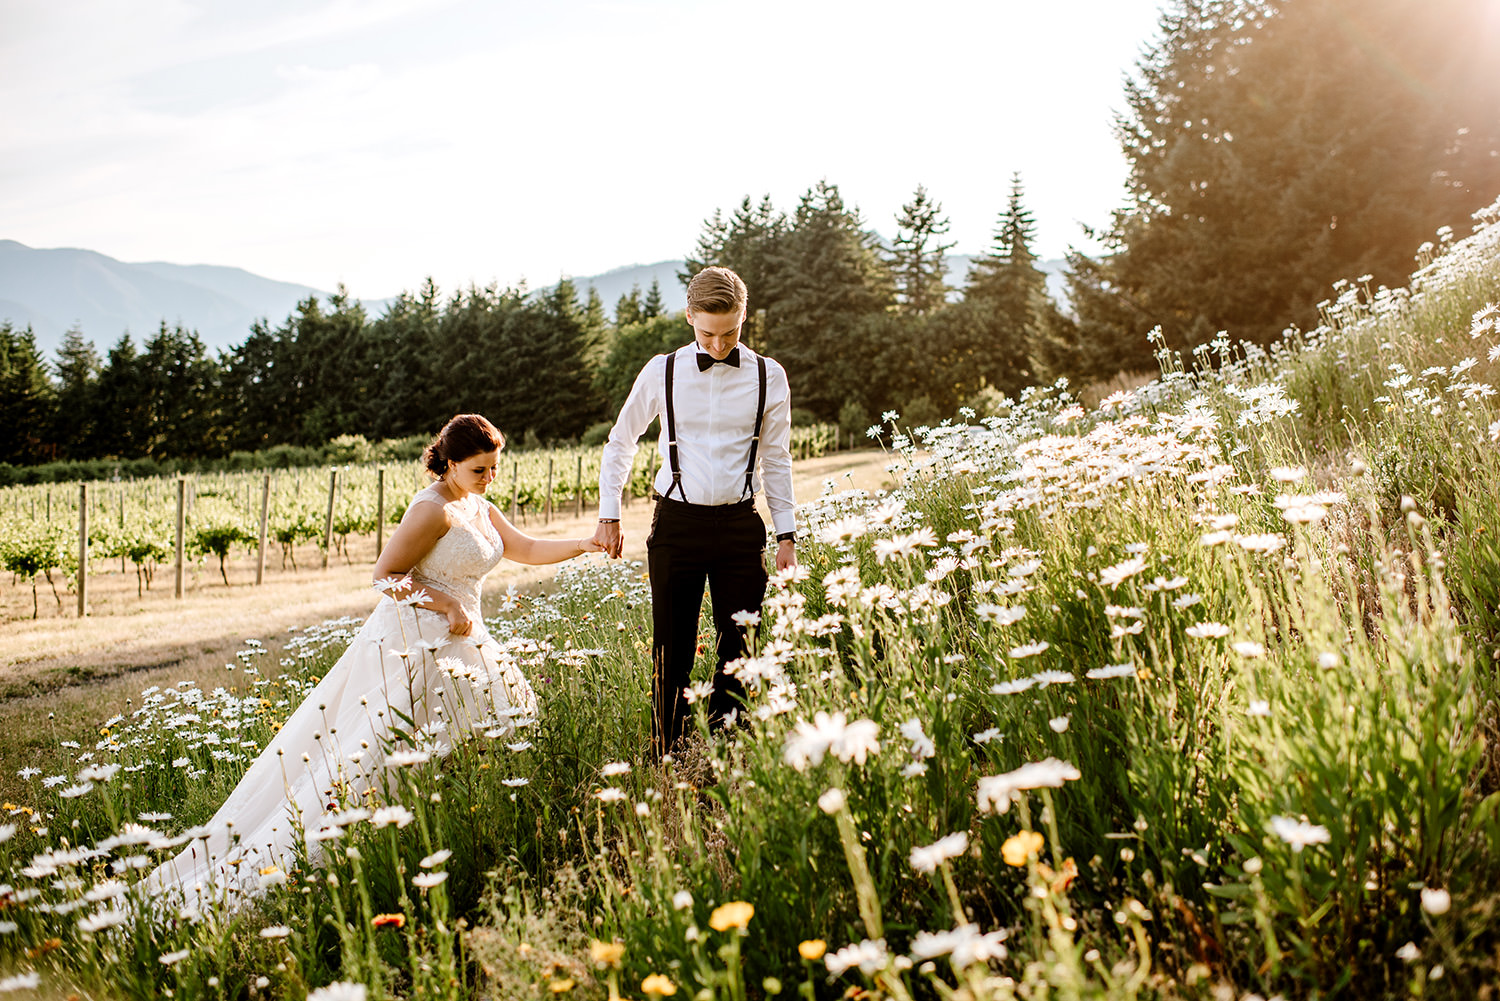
[0,239,1068,360]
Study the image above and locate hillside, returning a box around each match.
[0,240,346,356]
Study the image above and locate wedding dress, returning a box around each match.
[145,484,536,906]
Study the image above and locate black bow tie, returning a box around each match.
[697,347,741,371]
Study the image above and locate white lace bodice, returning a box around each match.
[407,485,505,618]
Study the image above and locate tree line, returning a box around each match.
[0,174,1059,470]
[3,0,1495,470]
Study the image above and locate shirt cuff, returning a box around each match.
[771,512,796,536]
[598,496,623,520]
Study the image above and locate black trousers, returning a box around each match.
[646,495,768,756]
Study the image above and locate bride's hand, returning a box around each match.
[576,536,605,554]
[446,605,474,636]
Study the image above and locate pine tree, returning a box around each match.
[92,333,146,458]
[220,319,282,453]
[967,173,1044,309]
[684,195,788,348]
[890,185,955,314]
[578,285,611,368]
[760,180,894,419]
[580,286,609,336]
[596,313,692,416]
[520,279,600,440]
[642,278,665,319]
[51,326,100,459]
[0,323,55,464]
[137,322,224,459]
[1071,0,1500,372]
[367,282,443,438]
[615,285,644,327]
[961,174,1048,394]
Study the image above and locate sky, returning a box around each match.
[1,0,1169,299]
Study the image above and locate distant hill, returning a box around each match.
[0,240,384,358]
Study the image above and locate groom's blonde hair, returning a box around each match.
[686,266,747,315]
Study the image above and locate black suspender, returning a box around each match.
[742,356,767,500]
[660,350,767,504]
[662,351,688,501]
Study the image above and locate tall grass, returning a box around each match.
[1,199,1498,999]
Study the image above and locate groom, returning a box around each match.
[593,266,797,757]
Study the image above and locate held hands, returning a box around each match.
[576,536,606,555]
[593,520,624,559]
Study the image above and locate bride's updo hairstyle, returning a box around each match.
[422,414,506,478]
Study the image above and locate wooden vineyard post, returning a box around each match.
[376,468,386,559]
[545,456,554,524]
[118,487,126,573]
[322,469,339,570]
[510,461,519,522]
[174,478,186,599]
[77,483,88,617]
[576,454,584,518]
[256,474,271,586]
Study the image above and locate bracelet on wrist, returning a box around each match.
[598,518,619,524]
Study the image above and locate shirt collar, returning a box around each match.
[680,342,757,363]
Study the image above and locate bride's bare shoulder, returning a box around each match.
[403,487,455,528]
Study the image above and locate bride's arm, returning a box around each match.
[372,503,474,634]
[488,504,604,565]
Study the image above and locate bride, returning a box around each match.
[147,414,602,904]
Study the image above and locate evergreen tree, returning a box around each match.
[760,180,894,419]
[0,323,55,464]
[576,285,612,371]
[515,279,600,440]
[295,286,370,444]
[890,184,955,314]
[961,174,1048,394]
[51,326,100,459]
[684,195,788,349]
[642,278,665,319]
[137,322,224,459]
[967,173,1045,312]
[433,283,523,430]
[1071,0,1500,373]
[220,319,284,454]
[92,333,147,459]
[615,285,644,327]
[367,281,444,438]
[596,313,692,416]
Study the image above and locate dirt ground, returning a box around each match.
[0,447,894,703]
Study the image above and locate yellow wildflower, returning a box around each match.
[641,973,678,997]
[589,939,625,968]
[1001,830,1045,867]
[709,901,755,932]
[797,939,827,961]
[548,978,575,993]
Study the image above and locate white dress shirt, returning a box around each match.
[598,343,796,536]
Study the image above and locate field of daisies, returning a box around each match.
[2,199,1500,1001]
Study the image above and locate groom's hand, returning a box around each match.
[594,520,624,559]
[775,539,797,572]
